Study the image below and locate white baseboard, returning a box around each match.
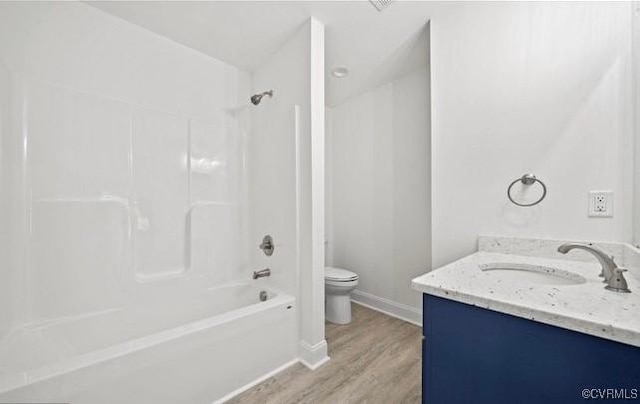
[351,289,422,326]
[214,358,299,403]
[298,339,330,370]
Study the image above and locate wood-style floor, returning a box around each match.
[228,303,422,404]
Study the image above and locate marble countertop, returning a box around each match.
[412,236,640,347]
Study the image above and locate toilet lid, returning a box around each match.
[325,267,358,282]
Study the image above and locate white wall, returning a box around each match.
[325,110,334,264]
[431,2,635,268]
[327,68,431,315]
[0,2,250,336]
[633,3,640,247]
[0,61,13,338]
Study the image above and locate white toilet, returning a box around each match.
[324,267,359,324]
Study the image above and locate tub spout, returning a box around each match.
[253,268,271,279]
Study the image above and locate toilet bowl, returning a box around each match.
[325,267,359,324]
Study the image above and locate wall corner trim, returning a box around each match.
[298,339,330,370]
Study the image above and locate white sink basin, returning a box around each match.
[479,263,587,286]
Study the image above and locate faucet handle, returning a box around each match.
[605,268,631,293]
[259,235,274,256]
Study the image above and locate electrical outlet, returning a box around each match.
[588,191,613,217]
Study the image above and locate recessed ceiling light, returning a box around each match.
[331,67,349,78]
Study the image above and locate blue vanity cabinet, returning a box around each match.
[422,294,640,404]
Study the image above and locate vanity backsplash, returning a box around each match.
[478,235,640,271]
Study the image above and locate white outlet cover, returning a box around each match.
[588,190,613,218]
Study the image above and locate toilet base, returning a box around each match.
[326,294,352,324]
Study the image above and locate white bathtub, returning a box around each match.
[0,283,297,403]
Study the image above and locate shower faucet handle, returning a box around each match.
[259,235,274,256]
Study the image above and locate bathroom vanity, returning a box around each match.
[412,236,640,404]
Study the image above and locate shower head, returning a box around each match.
[250,90,273,105]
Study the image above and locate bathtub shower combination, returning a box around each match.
[0,76,298,401]
[0,80,298,403]
[0,3,317,402]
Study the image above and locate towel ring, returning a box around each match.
[507,174,547,207]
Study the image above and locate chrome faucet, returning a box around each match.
[252,268,271,279]
[557,243,630,293]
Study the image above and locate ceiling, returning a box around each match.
[88,1,433,106]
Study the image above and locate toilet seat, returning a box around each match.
[325,267,358,282]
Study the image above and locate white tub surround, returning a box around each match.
[412,236,640,347]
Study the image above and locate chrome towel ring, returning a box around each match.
[507,174,547,207]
